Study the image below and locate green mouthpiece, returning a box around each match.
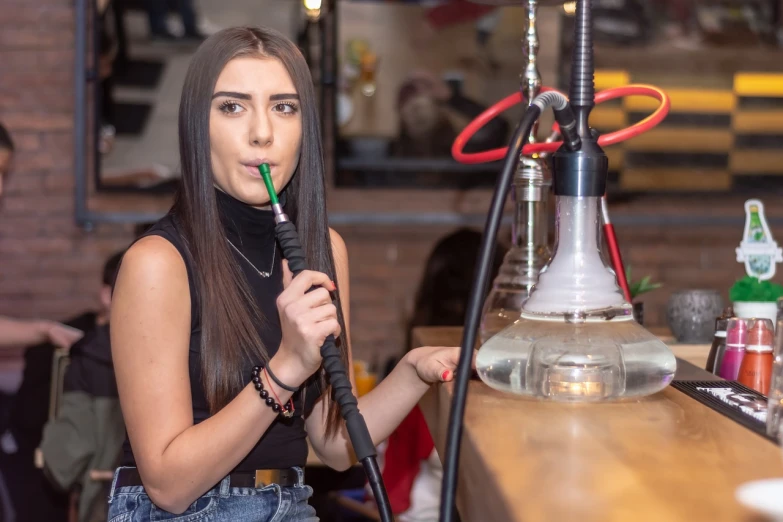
[258,163,278,205]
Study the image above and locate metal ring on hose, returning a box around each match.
[451,85,671,164]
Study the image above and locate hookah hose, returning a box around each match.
[449,34,671,310]
[257,164,394,522]
[438,91,581,522]
[452,85,670,164]
[601,196,632,302]
[450,86,669,298]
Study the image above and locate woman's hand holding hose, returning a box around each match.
[273,261,340,387]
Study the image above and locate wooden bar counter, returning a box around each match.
[414,327,782,522]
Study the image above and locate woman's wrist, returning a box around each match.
[250,365,296,417]
[265,360,298,392]
[401,348,433,392]
[268,351,309,390]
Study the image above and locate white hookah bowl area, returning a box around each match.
[522,195,629,315]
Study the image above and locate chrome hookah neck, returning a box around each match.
[514,3,547,188]
[522,0,541,147]
[518,0,550,182]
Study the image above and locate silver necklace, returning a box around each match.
[227,238,275,278]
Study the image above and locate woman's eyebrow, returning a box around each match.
[269,93,299,101]
[212,91,252,100]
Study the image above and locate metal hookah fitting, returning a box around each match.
[479,0,556,344]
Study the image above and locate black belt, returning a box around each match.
[115,467,300,489]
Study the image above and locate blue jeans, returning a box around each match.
[107,467,318,522]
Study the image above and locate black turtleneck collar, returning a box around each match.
[215,188,277,243]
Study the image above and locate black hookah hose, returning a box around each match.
[439,0,591,519]
[259,167,393,522]
[437,97,580,521]
[437,105,540,522]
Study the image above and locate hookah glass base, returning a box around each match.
[476,196,677,401]
[476,314,676,400]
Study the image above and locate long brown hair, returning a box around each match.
[173,26,347,436]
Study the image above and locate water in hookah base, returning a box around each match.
[476,316,677,401]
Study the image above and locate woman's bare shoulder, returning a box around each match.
[115,235,189,298]
[111,235,192,352]
[122,235,185,275]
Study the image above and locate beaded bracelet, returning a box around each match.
[251,365,294,419]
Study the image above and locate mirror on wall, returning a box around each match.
[331,0,783,193]
[332,0,563,189]
[90,0,302,192]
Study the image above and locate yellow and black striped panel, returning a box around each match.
[590,70,783,192]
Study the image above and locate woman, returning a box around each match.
[108,26,460,521]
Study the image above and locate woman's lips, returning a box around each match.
[244,164,276,178]
[244,164,262,177]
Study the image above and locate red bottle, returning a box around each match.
[737,318,774,395]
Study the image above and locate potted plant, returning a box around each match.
[626,266,662,325]
[729,275,783,325]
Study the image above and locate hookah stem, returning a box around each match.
[439,105,542,522]
[569,0,595,135]
[556,0,623,302]
[601,197,632,302]
[258,164,393,522]
[571,0,630,304]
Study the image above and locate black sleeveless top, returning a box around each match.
[121,189,322,470]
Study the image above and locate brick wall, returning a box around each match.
[0,3,774,369]
[0,2,135,327]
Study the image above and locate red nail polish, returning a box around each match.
[441,370,450,381]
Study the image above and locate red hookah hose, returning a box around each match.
[601,197,632,302]
[450,85,670,304]
[452,85,670,164]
